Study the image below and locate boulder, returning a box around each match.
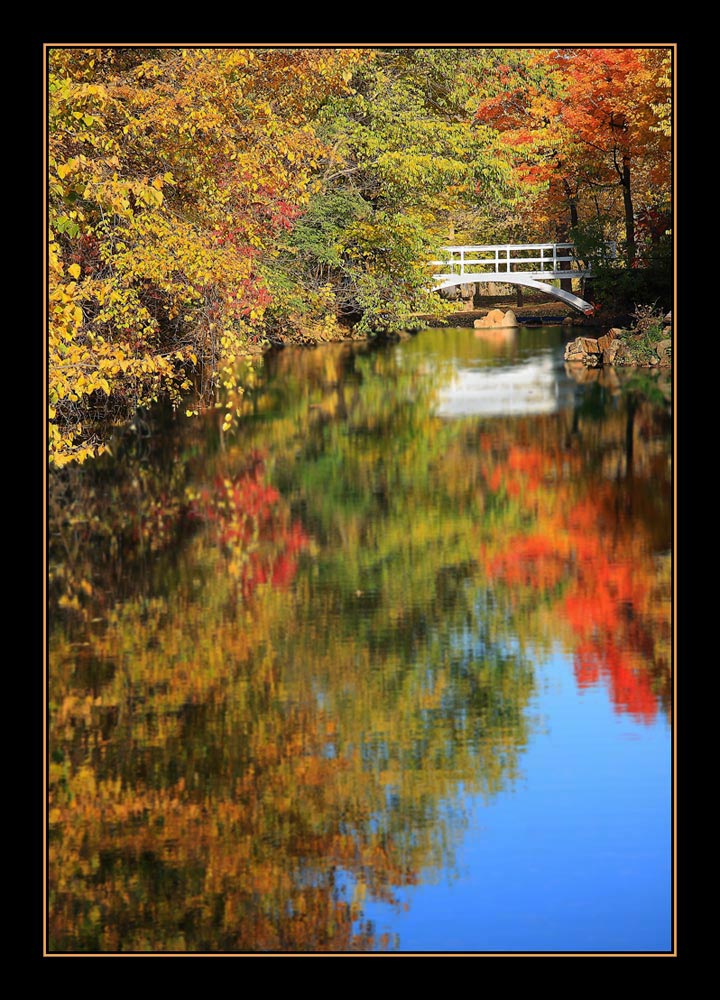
[578,337,600,353]
[654,339,672,360]
[473,308,507,329]
[564,335,603,363]
[502,309,519,327]
[564,338,581,359]
[602,341,621,365]
[597,329,618,352]
[664,311,672,324]
[562,316,574,326]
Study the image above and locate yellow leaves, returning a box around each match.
[58,593,81,609]
[71,110,96,127]
[48,47,361,468]
[136,185,163,208]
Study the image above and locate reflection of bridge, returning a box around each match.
[429,244,596,313]
[436,354,576,418]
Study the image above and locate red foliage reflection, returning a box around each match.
[482,442,666,723]
[193,451,309,598]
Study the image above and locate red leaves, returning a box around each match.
[482,442,664,723]
[472,46,671,240]
[193,453,309,599]
[574,641,658,723]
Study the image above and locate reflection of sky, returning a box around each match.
[355,647,671,953]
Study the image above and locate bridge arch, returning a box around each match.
[429,245,599,314]
[433,273,594,313]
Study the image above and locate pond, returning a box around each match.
[48,325,672,953]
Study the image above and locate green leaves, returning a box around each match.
[55,216,81,238]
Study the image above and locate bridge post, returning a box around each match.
[558,241,573,294]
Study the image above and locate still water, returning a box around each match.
[48,326,672,953]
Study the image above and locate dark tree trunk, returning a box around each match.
[622,154,636,265]
[569,198,579,230]
[559,184,578,293]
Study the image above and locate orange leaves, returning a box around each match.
[547,47,665,160]
[480,423,669,723]
[472,46,671,245]
[574,641,659,723]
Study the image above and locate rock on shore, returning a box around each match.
[473,309,519,329]
[564,327,671,368]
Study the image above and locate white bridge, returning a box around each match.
[430,244,599,313]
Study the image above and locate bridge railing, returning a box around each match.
[429,243,603,278]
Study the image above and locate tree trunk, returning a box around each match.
[569,197,579,231]
[558,186,578,293]
[622,154,636,265]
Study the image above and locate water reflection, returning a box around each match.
[48,327,671,952]
[436,355,575,417]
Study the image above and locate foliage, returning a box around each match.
[48,46,359,465]
[630,303,667,339]
[267,48,517,334]
[49,46,673,463]
[474,47,672,260]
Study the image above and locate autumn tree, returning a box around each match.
[475,47,672,265]
[48,46,359,466]
[49,46,673,469]
[269,48,516,334]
